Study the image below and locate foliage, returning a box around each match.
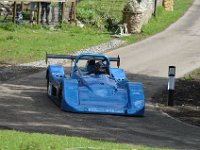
[183,68,200,81]
[77,0,127,31]
[77,8,97,23]
[183,75,194,81]
[0,22,17,32]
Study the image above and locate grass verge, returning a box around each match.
[0,24,111,64]
[0,0,193,64]
[0,130,170,150]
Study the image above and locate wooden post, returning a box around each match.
[21,2,24,11]
[74,0,77,23]
[153,0,157,17]
[70,0,77,23]
[69,1,74,23]
[13,1,17,23]
[37,2,41,24]
[61,2,66,23]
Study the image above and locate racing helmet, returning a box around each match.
[94,61,108,74]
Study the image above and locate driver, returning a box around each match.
[94,61,108,74]
[86,59,95,74]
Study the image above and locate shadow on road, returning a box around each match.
[0,67,200,149]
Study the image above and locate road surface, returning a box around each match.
[1,0,200,149]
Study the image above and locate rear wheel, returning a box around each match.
[58,84,63,108]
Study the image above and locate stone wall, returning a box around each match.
[123,0,163,34]
[0,2,12,16]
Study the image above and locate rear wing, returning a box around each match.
[46,53,120,68]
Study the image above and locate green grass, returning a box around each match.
[121,0,194,44]
[0,24,111,64]
[0,0,193,64]
[182,68,200,81]
[0,130,171,150]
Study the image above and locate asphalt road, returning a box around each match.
[1,0,200,149]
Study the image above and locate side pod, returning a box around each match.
[47,65,65,84]
[111,68,127,81]
[127,82,145,116]
[61,79,79,111]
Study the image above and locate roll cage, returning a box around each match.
[46,53,120,77]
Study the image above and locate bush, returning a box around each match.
[77,8,97,23]
[77,0,127,31]
[0,22,17,32]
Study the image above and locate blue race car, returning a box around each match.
[46,53,145,116]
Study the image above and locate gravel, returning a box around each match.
[0,39,125,82]
[0,66,44,82]
[19,39,125,68]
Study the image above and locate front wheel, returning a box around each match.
[47,80,52,96]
